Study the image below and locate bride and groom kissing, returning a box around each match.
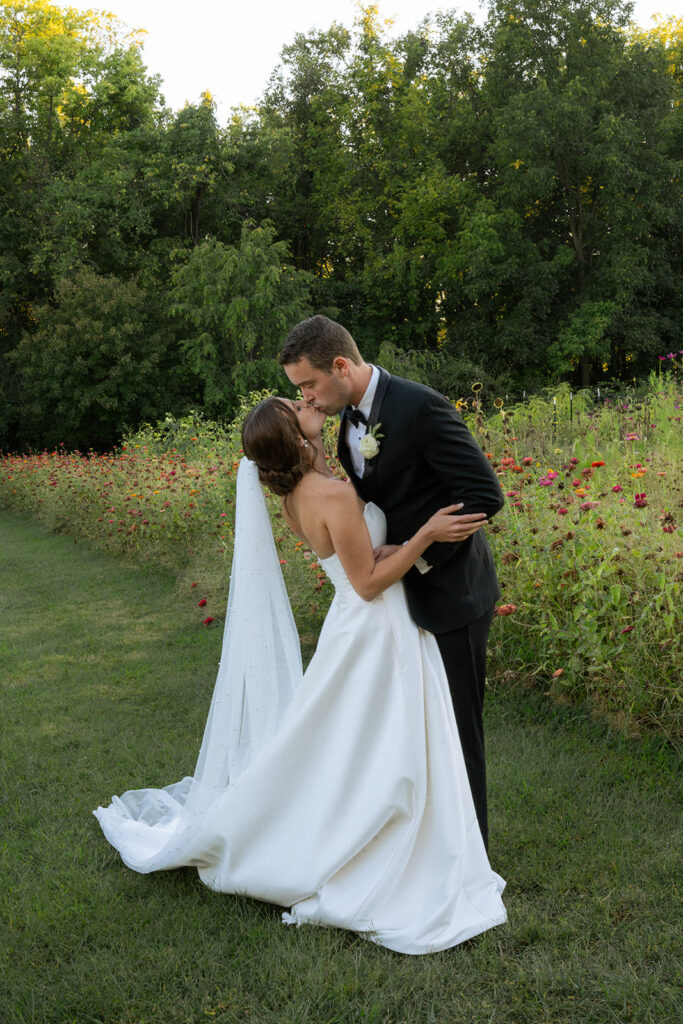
[95,315,507,954]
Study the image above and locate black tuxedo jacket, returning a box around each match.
[337,368,504,634]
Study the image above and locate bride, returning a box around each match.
[94,397,507,954]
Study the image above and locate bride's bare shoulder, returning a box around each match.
[299,474,361,511]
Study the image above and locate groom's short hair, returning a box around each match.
[279,315,362,370]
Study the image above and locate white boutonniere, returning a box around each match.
[359,423,384,460]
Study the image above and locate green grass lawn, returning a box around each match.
[1,511,680,1024]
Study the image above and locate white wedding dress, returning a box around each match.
[95,463,506,954]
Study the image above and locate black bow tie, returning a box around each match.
[345,406,368,428]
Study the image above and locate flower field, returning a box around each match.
[1,381,681,740]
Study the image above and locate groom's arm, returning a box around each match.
[416,391,504,516]
[414,391,504,567]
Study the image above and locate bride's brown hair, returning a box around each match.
[242,398,314,497]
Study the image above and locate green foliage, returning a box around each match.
[551,300,620,375]
[11,269,175,448]
[169,222,313,416]
[0,0,681,450]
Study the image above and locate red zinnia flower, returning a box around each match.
[591,461,605,467]
[495,603,517,616]
[198,598,207,607]
[203,617,214,626]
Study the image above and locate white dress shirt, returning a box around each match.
[346,364,379,479]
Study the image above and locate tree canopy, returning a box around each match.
[1,0,680,448]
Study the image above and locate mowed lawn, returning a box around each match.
[1,511,680,1024]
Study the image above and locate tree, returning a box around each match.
[0,1,165,446]
[479,0,681,383]
[170,222,313,416]
[11,270,174,448]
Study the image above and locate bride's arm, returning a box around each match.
[323,486,487,602]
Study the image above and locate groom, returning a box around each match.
[279,315,504,850]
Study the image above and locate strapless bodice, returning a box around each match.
[318,502,387,597]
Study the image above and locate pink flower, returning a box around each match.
[495,603,518,616]
[522,456,534,465]
[634,493,647,508]
[558,508,569,515]
[663,525,674,534]
[506,491,518,497]
[612,484,623,493]
[579,501,601,511]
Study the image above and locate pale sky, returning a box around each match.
[65,1,680,121]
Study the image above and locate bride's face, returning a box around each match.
[281,398,326,440]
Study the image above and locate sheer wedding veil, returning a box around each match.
[93,457,303,871]
[194,457,303,791]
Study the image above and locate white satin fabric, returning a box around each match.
[95,493,506,954]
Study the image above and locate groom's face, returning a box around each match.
[283,356,351,416]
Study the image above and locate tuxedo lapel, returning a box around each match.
[368,367,390,426]
[336,409,358,484]
[359,367,391,489]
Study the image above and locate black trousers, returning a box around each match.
[435,606,495,852]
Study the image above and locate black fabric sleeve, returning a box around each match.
[414,391,504,566]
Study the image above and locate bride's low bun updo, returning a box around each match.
[242,397,313,497]
[256,464,303,497]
